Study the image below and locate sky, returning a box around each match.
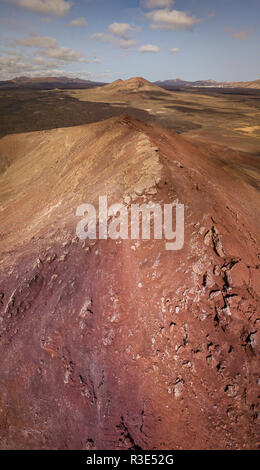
[0,0,259,82]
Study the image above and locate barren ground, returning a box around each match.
[1,85,260,155]
[0,81,259,450]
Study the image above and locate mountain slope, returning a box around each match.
[0,76,106,90]
[99,77,169,95]
[0,116,259,449]
[228,79,260,89]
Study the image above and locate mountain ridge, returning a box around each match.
[0,76,106,90]
[0,114,259,449]
[1,76,259,90]
[155,78,260,89]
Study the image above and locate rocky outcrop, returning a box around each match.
[0,116,259,449]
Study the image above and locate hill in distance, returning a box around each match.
[0,76,106,90]
[156,78,260,89]
[99,77,169,95]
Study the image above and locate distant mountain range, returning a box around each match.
[155,78,260,89]
[0,76,259,90]
[0,76,106,90]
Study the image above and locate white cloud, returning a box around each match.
[89,32,111,43]
[45,48,100,63]
[0,55,119,81]
[115,38,139,49]
[170,47,179,53]
[42,46,89,62]
[32,56,64,68]
[16,34,100,64]
[33,56,48,64]
[0,51,64,79]
[146,8,201,30]
[141,0,174,8]
[139,44,160,53]
[108,22,133,38]
[7,0,73,17]
[0,54,22,66]
[68,17,88,27]
[17,35,58,48]
[91,25,140,49]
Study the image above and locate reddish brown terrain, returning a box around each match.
[0,83,259,448]
[98,77,169,95]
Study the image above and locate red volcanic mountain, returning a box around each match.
[0,115,259,449]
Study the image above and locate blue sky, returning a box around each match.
[0,0,259,82]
